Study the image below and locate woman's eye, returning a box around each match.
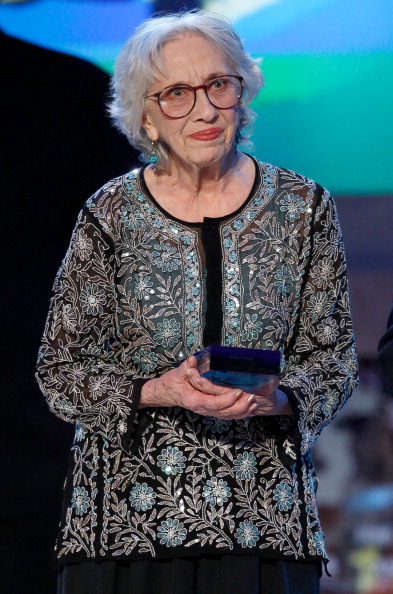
[212,78,227,88]
[166,87,190,100]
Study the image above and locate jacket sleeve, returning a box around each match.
[378,302,393,396]
[279,189,359,456]
[35,202,147,452]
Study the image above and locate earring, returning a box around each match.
[149,141,158,165]
[235,128,241,146]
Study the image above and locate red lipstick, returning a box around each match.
[188,127,223,141]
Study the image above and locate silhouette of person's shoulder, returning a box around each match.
[2,31,138,204]
[2,30,139,276]
[1,30,141,451]
[378,304,393,395]
[1,32,140,594]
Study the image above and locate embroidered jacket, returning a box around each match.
[36,160,358,565]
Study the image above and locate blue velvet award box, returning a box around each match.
[194,345,281,392]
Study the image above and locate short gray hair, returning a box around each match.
[109,10,264,171]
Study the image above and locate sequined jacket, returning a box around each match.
[36,159,358,566]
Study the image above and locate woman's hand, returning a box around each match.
[140,356,292,418]
[245,380,293,416]
[140,356,254,419]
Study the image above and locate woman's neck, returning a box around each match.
[144,152,255,222]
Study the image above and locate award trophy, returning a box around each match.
[194,345,280,392]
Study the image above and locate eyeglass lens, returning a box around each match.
[159,76,242,118]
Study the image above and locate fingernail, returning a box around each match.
[247,393,255,403]
[186,368,191,379]
[250,403,258,413]
[235,390,243,399]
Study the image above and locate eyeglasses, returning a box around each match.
[145,75,243,119]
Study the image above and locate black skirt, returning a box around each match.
[57,555,321,594]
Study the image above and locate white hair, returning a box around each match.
[109,10,264,171]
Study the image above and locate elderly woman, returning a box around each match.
[36,10,358,594]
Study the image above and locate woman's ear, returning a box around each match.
[142,112,159,142]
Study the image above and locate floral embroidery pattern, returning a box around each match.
[132,348,158,374]
[117,419,127,434]
[235,520,260,548]
[157,446,186,475]
[73,229,93,261]
[273,482,294,511]
[152,242,181,272]
[310,257,335,290]
[274,266,293,295]
[74,423,87,442]
[316,318,339,345]
[311,531,326,556]
[134,274,153,300]
[280,193,306,222]
[233,452,257,480]
[306,292,328,322]
[241,313,263,341]
[321,389,340,415]
[71,486,90,516]
[120,203,144,230]
[202,477,231,506]
[153,318,181,348]
[61,304,78,334]
[342,346,358,375]
[157,519,187,547]
[79,282,106,315]
[88,376,111,399]
[130,482,157,512]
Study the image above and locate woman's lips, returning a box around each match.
[188,128,223,141]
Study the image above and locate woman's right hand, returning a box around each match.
[139,356,256,420]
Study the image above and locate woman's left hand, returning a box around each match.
[186,367,293,417]
[246,380,293,416]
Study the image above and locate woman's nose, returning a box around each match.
[192,88,218,119]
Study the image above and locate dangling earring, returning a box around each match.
[149,141,158,167]
[235,128,241,146]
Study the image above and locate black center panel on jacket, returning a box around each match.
[201,218,223,346]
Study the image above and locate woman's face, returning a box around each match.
[142,34,240,172]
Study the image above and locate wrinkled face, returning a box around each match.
[142,34,240,171]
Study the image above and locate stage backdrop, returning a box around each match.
[1,0,392,194]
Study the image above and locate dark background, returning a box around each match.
[0,32,140,593]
